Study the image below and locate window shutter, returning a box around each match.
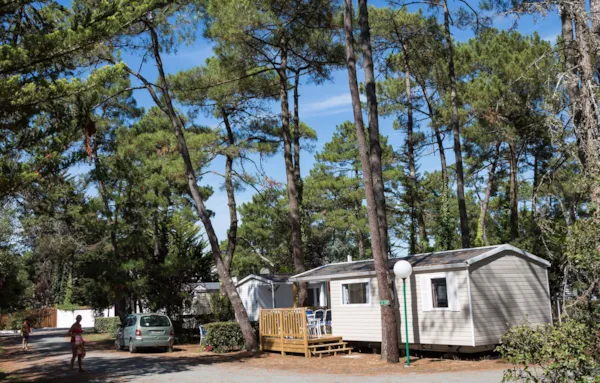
[419,275,432,312]
[447,272,460,312]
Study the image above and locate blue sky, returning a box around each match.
[75,1,562,250]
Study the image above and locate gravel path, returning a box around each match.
[129,364,504,383]
[0,329,505,382]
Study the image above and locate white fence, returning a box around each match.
[56,307,115,328]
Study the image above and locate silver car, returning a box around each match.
[115,313,174,353]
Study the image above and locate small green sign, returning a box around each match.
[380,300,390,306]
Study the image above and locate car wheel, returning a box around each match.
[129,338,137,353]
[115,339,122,351]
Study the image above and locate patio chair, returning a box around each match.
[314,309,324,322]
[199,324,207,346]
[324,309,332,335]
[305,309,321,338]
[314,309,324,334]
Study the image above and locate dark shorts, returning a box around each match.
[22,333,29,339]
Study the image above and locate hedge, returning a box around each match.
[94,317,122,335]
[203,322,245,353]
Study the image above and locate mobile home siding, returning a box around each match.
[237,280,295,321]
[469,251,551,345]
[330,277,383,342]
[395,269,473,346]
[330,271,473,345]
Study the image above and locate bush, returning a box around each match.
[208,293,235,322]
[94,317,122,335]
[3,309,49,330]
[497,320,600,382]
[202,322,245,353]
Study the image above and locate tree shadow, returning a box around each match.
[1,328,265,382]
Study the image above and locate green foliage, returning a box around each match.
[1,1,597,367]
[497,320,600,383]
[202,322,246,353]
[0,207,31,312]
[208,293,235,323]
[1,309,48,330]
[94,317,122,335]
[56,303,82,311]
[62,273,73,306]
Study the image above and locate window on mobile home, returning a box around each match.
[431,278,448,308]
[341,282,369,305]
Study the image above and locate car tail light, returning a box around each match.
[169,329,174,336]
[135,329,142,336]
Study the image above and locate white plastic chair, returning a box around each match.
[314,309,325,335]
[324,309,332,335]
[199,325,207,345]
[305,309,321,338]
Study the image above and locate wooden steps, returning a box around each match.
[308,339,353,358]
[308,342,346,348]
[312,347,353,356]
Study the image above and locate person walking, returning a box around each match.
[67,315,86,372]
[20,320,32,350]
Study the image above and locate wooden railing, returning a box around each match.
[259,308,308,352]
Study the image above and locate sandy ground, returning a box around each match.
[0,328,509,382]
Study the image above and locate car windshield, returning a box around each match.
[140,315,170,327]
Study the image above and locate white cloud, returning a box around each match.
[542,33,559,43]
[301,93,366,117]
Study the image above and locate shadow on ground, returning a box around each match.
[1,329,264,382]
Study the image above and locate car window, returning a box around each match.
[140,315,170,327]
[126,316,136,327]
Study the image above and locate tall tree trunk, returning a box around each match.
[531,145,542,254]
[421,81,452,249]
[152,188,168,263]
[560,3,586,166]
[401,45,428,253]
[92,142,118,262]
[293,71,302,202]
[92,138,126,319]
[531,146,538,220]
[443,0,470,248]
[344,0,399,364]
[278,39,307,307]
[222,109,237,272]
[572,0,597,169]
[145,23,257,350]
[478,142,500,246]
[355,170,366,260]
[358,0,390,258]
[508,141,519,241]
[152,208,161,261]
[572,0,600,214]
[419,82,448,186]
[357,229,366,259]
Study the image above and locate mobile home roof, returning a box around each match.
[291,244,550,282]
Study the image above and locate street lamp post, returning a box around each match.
[393,260,413,367]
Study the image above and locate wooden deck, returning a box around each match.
[259,308,352,358]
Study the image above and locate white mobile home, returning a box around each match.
[187,282,221,316]
[237,274,327,321]
[291,244,552,352]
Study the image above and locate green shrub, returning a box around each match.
[497,320,600,382]
[203,322,245,353]
[94,317,122,335]
[56,303,81,311]
[5,309,47,330]
[208,293,235,322]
